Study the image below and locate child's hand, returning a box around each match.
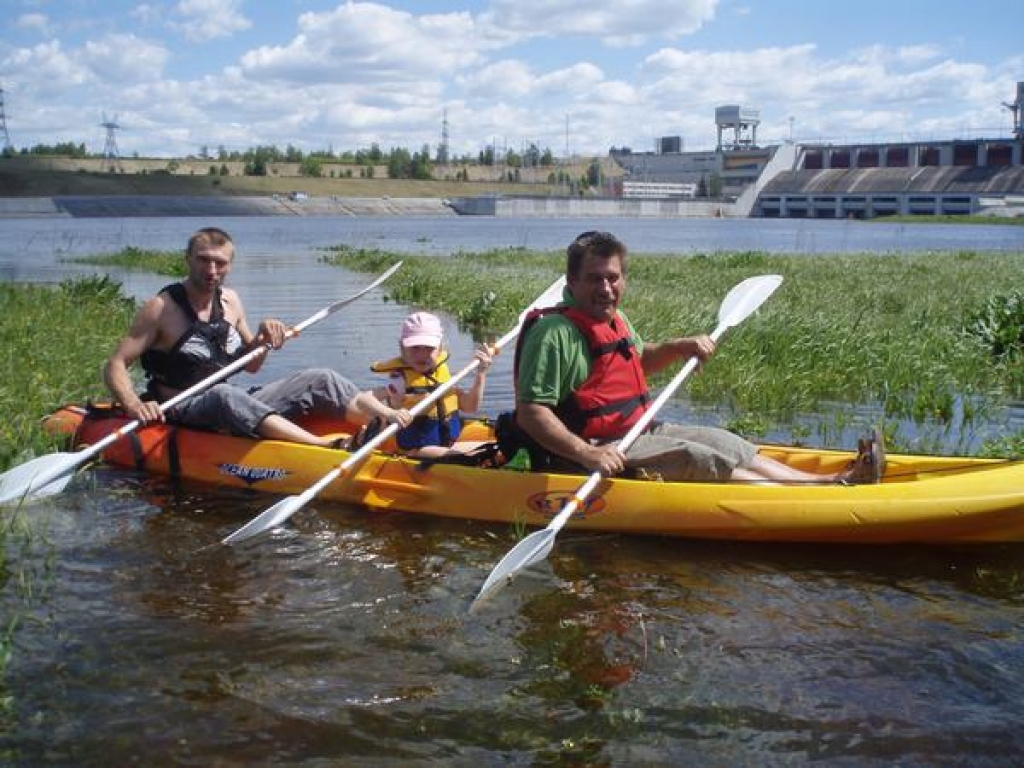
[389,408,413,427]
[474,343,493,372]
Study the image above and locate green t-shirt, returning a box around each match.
[516,305,643,406]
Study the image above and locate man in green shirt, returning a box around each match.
[512,231,882,484]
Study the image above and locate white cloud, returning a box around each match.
[2,2,1019,157]
[131,4,165,26]
[16,13,50,34]
[240,4,484,84]
[457,60,536,98]
[897,44,942,65]
[173,0,251,43]
[82,34,170,85]
[634,43,1017,145]
[535,63,605,94]
[4,41,90,94]
[481,0,718,46]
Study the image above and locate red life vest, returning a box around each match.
[515,306,650,440]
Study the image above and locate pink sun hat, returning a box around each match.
[400,311,444,348]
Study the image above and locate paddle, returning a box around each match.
[0,262,403,506]
[470,273,784,610]
[222,274,569,546]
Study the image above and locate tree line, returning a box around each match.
[3,140,564,181]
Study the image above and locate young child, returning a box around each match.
[370,311,492,456]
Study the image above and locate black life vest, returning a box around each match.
[140,283,245,395]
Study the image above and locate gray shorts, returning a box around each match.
[623,422,758,481]
[167,368,360,437]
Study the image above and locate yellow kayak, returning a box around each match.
[44,404,1024,544]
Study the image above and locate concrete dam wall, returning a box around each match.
[450,196,737,218]
[0,195,455,218]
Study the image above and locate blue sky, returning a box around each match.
[3,0,1022,158]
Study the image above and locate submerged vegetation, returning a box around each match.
[324,245,1024,454]
[73,246,185,276]
[0,276,134,708]
[873,214,1024,226]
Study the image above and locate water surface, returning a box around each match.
[3,214,1024,765]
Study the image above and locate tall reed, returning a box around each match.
[323,246,1024,453]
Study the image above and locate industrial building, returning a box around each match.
[608,83,1024,219]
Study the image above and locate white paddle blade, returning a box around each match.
[525,277,566,317]
[221,495,302,545]
[471,528,555,609]
[718,274,783,329]
[0,453,80,505]
[494,276,567,350]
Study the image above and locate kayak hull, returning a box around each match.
[44,405,1024,544]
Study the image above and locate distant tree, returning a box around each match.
[244,157,267,176]
[708,172,723,198]
[387,147,412,178]
[285,144,303,162]
[697,175,708,197]
[411,144,433,179]
[208,165,218,175]
[586,160,601,188]
[219,164,230,176]
[540,148,554,167]
[299,156,323,177]
[27,141,88,158]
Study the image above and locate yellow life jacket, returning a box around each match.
[370,350,460,424]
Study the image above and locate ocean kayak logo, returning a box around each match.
[526,491,606,519]
[218,462,289,486]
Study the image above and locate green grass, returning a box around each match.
[323,245,1024,453]
[0,277,135,471]
[1,276,135,714]
[872,214,1024,226]
[72,246,186,276]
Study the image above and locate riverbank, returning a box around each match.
[0,194,742,219]
[0,195,455,218]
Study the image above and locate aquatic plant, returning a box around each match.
[325,246,1024,454]
[964,290,1024,358]
[0,277,133,471]
[73,246,186,276]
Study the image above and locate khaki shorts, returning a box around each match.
[623,422,757,481]
[168,367,359,437]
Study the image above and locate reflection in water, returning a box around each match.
[5,473,1024,764]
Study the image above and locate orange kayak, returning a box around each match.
[43,403,1024,544]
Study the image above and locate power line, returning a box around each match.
[100,112,122,166]
[0,83,13,150]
